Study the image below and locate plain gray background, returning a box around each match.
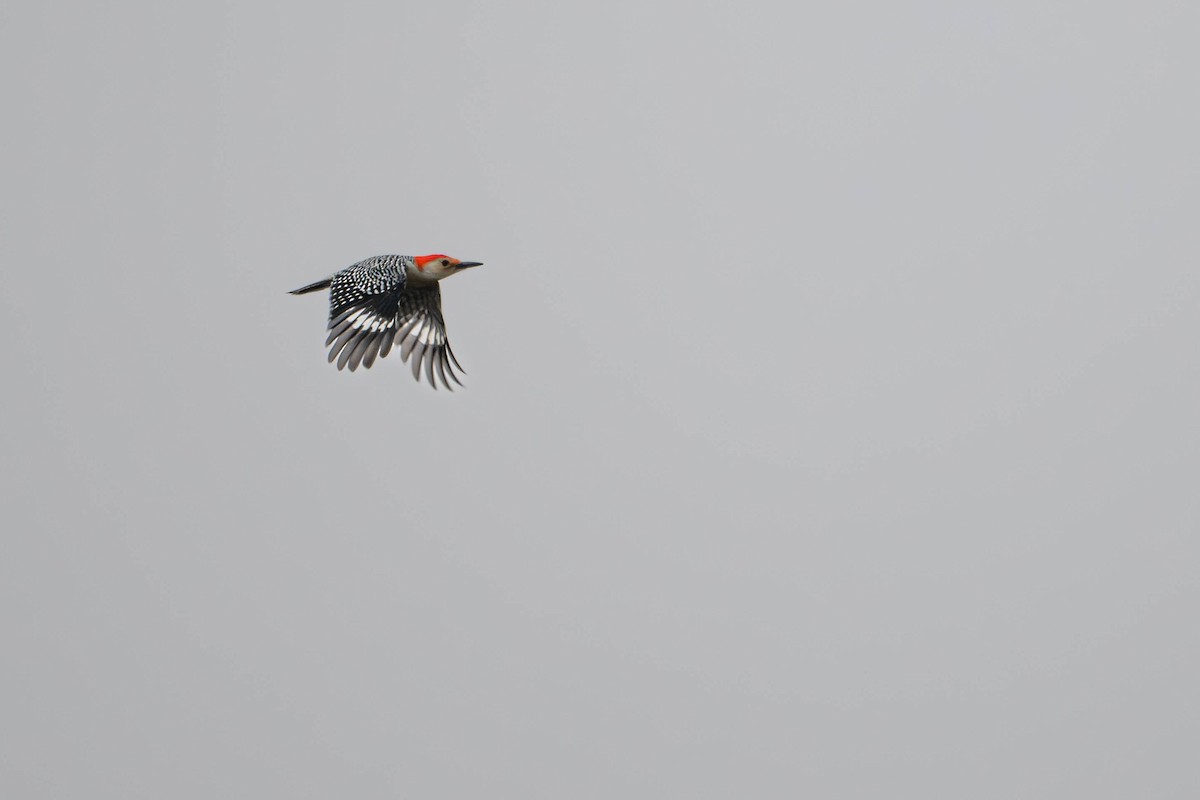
[2,1,1197,797]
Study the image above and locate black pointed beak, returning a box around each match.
[456,261,483,269]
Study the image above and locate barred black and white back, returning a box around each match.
[289,255,469,390]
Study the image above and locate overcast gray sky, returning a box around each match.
[3,1,1198,797]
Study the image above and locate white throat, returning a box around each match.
[405,260,441,285]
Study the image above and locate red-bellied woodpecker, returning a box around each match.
[289,254,483,390]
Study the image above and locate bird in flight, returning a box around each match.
[290,254,483,389]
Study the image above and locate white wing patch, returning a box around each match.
[323,284,463,389]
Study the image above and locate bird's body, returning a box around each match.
[290,254,482,389]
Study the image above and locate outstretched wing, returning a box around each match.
[393,285,466,390]
[324,282,465,389]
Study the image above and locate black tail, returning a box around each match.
[289,277,333,295]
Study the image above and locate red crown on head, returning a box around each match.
[414,254,450,269]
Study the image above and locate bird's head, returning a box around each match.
[412,254,483,281]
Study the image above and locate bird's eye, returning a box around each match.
[441,259,450,267]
